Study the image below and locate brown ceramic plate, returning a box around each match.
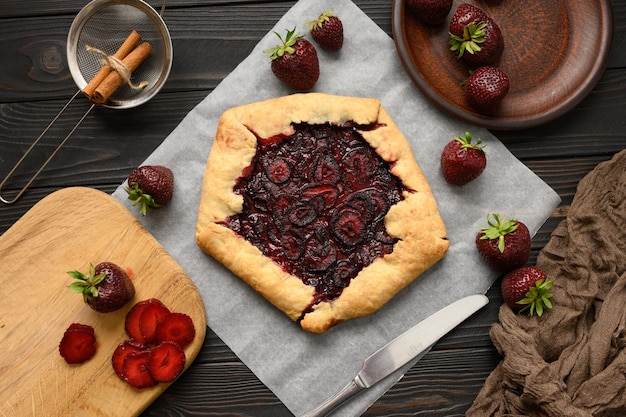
[392,0,614,130]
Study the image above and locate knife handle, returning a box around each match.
[301,377,365,417]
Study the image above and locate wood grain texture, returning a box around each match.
[0,187,206,417]
[0,0,625,416]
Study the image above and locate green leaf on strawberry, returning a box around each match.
[68,263,105,301]
[449,22,486,58]
[479,213,519,253]
[516,278,554,317]
[501,266,554,317]
[263,28,301,60]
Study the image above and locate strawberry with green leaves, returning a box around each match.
[440,131,487,186]
[501,266,554,316]
[307,9,344,50]
[68,262,135,313]
[126,165,174,216]
[476,214,531,272]
[449,3,504,66]
[264,28,320,90]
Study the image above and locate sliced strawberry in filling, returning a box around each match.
[220,122,406,304]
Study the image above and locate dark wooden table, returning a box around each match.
[1,1,625,416]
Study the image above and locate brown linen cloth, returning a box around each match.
[467,149,626,417]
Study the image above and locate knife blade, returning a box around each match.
[301,294,489,417]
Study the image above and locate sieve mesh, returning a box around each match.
[67,0,172,108]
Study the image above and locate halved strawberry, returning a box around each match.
[154,312,196,348]
[122,350,157,389]
[59,323,97,364]
[139,299,171,344]
[112,339,145,379]
[147,341,186,383]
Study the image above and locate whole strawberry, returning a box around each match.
[501,266,554,316]
[126,165,174,216]
[440,131,487,186]
[407,0,453,25]
[476,214,531,272]
[68,262,135,313]
[449,3,487,35]
[307,9,344,50]
[449,3,503,66]
[464,66,510,113]
[264,28,320,90]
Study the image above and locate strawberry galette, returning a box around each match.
[196,93,449,333]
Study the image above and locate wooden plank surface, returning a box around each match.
[1,0,625,416]
[0,187,206,417]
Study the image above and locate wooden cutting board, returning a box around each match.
[0,187,206,417]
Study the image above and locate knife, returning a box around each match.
[301,294,489,417]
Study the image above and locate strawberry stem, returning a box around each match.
[126,182,160,216]
[263,28,302,60]
[479,213,518,253]
[449,21,486,58]
[67,263,105,302]
[517,278,554,317]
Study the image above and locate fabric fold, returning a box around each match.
[468,149,626,417]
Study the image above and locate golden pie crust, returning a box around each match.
[196,93,449,333]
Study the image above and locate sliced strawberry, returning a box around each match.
[147,341,186,383]
[154,312,196,348]
[125,300,150,343]
[122,350,157,389]
[59,323,97,364]
[66,323,95,334]
[112,339,146,379]
[139,299,171,344]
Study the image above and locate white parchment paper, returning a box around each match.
[112,0,561,415]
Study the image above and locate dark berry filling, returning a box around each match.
[220,122,407,304]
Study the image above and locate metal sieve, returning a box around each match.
[0,0,172,204]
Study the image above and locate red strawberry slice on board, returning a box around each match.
[147,341,186,383]
[122,350,157,389]
[138,298,172,344]
[58,323,97,364]
[155,312,196,348]
[112,339,145,378]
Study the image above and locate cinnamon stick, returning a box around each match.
[91,41,153,105]
[82,30,141,99]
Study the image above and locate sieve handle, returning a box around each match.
[0,91,95,204]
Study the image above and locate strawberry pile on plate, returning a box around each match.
[407,2,510,113]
